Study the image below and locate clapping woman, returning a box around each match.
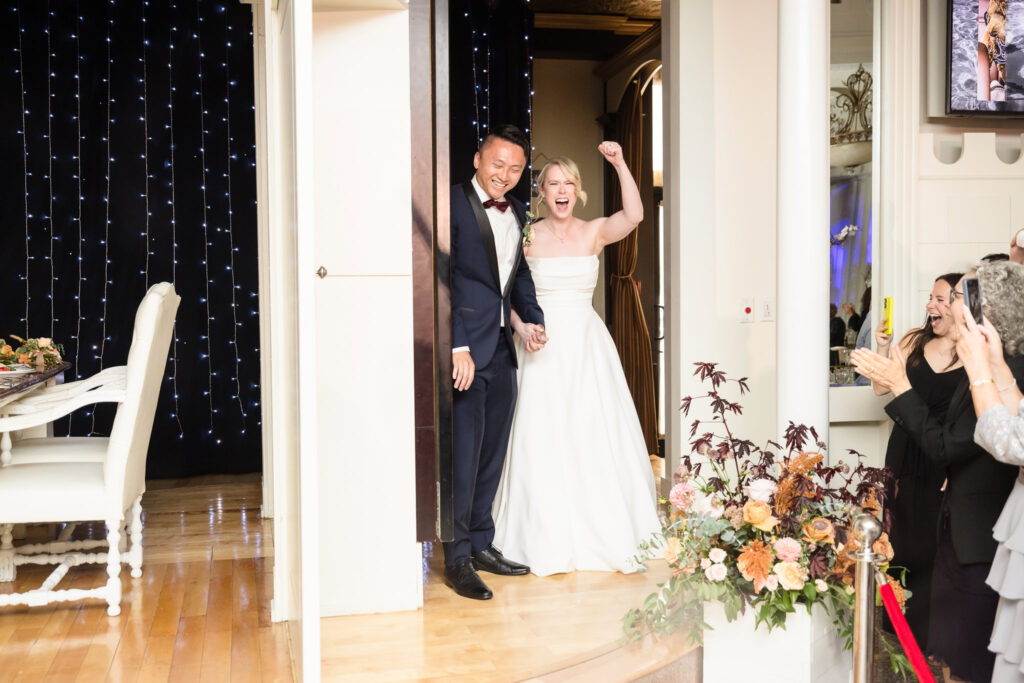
[852,262,1024,683]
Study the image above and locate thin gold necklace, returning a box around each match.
[548,224,569,242]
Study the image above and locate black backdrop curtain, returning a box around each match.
[449,0,533,204]
[0,1,262,478]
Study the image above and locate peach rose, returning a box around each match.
[801,517,836,545]
[773,561,807,591]
[663,536,682,565]
[0,345,11,355]
[742,500,779,532]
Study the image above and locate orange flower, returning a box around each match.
[0,345,11,355]
[663,537,682,565]
[17,353,30,364]
[873,533,894,563]
[802,517,836,545]
[737,540,773,593]
[773,561,807,591]
[861,490,882,517]
[886,575,907,610]
[743,500,779,532]
[789,451,823,475]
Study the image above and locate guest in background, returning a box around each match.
[954,260,1024,683]
[1011,227,1024,265]
[853,286,873,385]
[862,272,964,648]
[830,304,846,366]
[983,253,1010,262]
[843,301,864,335]
[852,263,1024,683]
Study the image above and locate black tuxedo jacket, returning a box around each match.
[884,355,1024,564]
[449,181,544,370]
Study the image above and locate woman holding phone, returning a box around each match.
[853,262,1024,683]
[860,273,963,647]
[954,261,1024,683]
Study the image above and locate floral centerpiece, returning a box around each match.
[0,335,64,371]
[623,363,911,676]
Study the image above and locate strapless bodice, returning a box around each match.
[526,255,598,307]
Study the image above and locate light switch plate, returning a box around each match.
[758,296,775,322]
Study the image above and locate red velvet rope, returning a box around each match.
[877,580,936,682]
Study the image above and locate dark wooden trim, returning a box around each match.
[594,22,661,80]
[410,0,453,542]
[410,0,436,542]
[433,0,454,542]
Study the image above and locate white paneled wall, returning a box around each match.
[311,9,420,617]
[916,133,1024,293]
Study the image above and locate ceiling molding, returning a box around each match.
[594,22,660,80]
[534,12,656,36]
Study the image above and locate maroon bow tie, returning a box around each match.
[482,198,509,213]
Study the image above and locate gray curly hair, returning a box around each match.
[976,260,1024,356]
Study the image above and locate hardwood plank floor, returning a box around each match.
[0,474,294,683]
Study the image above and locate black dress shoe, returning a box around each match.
[472,545,530,576]
[443,561,493,600]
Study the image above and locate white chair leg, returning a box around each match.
[128,496,143,578]
[105,518,122,616]
[0,524,13,582]
[0,431,11,467]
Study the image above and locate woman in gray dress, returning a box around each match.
[955,260,1024,683]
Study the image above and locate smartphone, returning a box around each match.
[962,277,983,324]
[882,297,893,336]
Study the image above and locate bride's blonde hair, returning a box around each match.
[535,156,588,213]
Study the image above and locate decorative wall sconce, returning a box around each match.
[830,65,873,168]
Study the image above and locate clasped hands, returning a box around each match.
[517,323,548,353]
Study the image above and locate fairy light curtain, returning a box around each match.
[0,0,262,478]
[449,0,534,204]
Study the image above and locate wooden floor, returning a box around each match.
[0,474,293,682]
[0,463,691,682]
[320,456,696,683]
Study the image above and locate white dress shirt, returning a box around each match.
[452,177,521,355]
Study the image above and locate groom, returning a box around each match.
[445,124,546,600]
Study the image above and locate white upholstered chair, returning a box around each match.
[0,283,179,615]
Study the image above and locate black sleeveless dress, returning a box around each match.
[883,358,965,646]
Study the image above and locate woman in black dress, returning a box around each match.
[868,272,964,647]
[854,264,1024,683]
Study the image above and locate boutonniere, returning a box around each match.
[522,210,537,248]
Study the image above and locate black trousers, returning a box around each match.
[443,339,517,567]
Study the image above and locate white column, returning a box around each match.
[662,0,716,489]
[776,0,830,445]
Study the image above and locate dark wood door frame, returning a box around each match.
[411,0,453,542]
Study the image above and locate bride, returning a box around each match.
[491,141,661,576]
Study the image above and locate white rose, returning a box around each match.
[692,491,725,519]
[708,548,727,564]
[701,558,712,570]
[765,575,779,591]
[743,478,777,503]
[36,337,52,348]
[815,579,828,593]
[705,563,728,582]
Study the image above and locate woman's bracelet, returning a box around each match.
[998,377,1018,393]
[969,378,995,392]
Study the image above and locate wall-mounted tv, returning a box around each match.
[947,0,1024,114]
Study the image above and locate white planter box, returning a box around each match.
[702,601,853,683]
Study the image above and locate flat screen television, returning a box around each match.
[947,0,1024,114]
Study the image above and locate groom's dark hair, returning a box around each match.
[480,123,529,158]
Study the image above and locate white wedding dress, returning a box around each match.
[492,255,661,576]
